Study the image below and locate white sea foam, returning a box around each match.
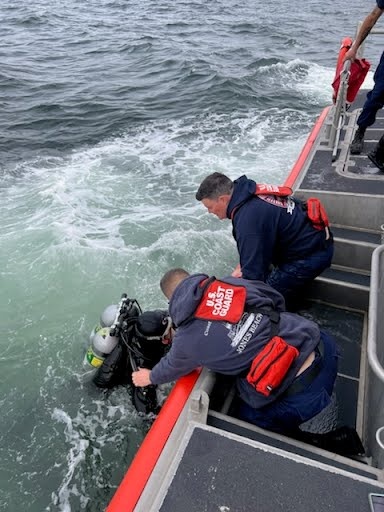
[0,60,341,326]
[50,393,143,511]
[0,112,308,252]
[51,408,90,511]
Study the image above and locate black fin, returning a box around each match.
[131,385,160,415]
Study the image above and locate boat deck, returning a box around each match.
[299,92,384,193]
[297,303,364,431]
[158,424,384,512]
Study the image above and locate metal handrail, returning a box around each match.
[329,25,384,158]
[367,244,384,382]
[328,59,351,161]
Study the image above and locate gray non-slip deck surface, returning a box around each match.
[159,426,384,512]
[300,90,384,194]
[300,149,384,193]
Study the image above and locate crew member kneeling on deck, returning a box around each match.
[132,268,338,435]
[195,172,334,307]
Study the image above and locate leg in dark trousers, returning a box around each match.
[368,134,384,171]
[351,51,384,155]
[357,51,384,128]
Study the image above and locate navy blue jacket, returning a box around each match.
[150,274,320,408]
[227,175,331,281]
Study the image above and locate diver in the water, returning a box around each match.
[85,297,172,414]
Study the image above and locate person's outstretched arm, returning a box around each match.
[344,6,384,61]
[132,334,200,387]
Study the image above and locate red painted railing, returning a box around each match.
[106,370,201,512]
[285,106,330,189]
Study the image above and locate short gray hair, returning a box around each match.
[195,172,233,201]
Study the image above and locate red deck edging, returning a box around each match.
[106,370,201,512]
[284,106,330,189]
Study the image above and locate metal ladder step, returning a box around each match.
[310,266,370,311]
[332,225,380,272]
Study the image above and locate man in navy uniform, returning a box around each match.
[195,172,333,303]
[133,269,364,454]
[132,268,338,435]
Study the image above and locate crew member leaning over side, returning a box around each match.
[195,172,334,305]
[132,268,338,435]
[132,269,365,454]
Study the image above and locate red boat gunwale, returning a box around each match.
[285,106,330,189]
[107,370,201,512]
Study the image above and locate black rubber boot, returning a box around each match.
[350,127,366,155]
[368,135,384,172]
[292,426,365,456]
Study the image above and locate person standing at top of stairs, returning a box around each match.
[344,0,384,171]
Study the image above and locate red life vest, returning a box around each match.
[230,183,293,219]
[305,197,330,231]
[194,277,281,329]
[231,183,331,238]
[246,336,299,396]
[255,183,293,196]
[194,277,298,397]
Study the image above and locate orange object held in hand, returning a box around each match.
[332,36,371,104]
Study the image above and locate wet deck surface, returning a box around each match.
[301,149,384,192]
